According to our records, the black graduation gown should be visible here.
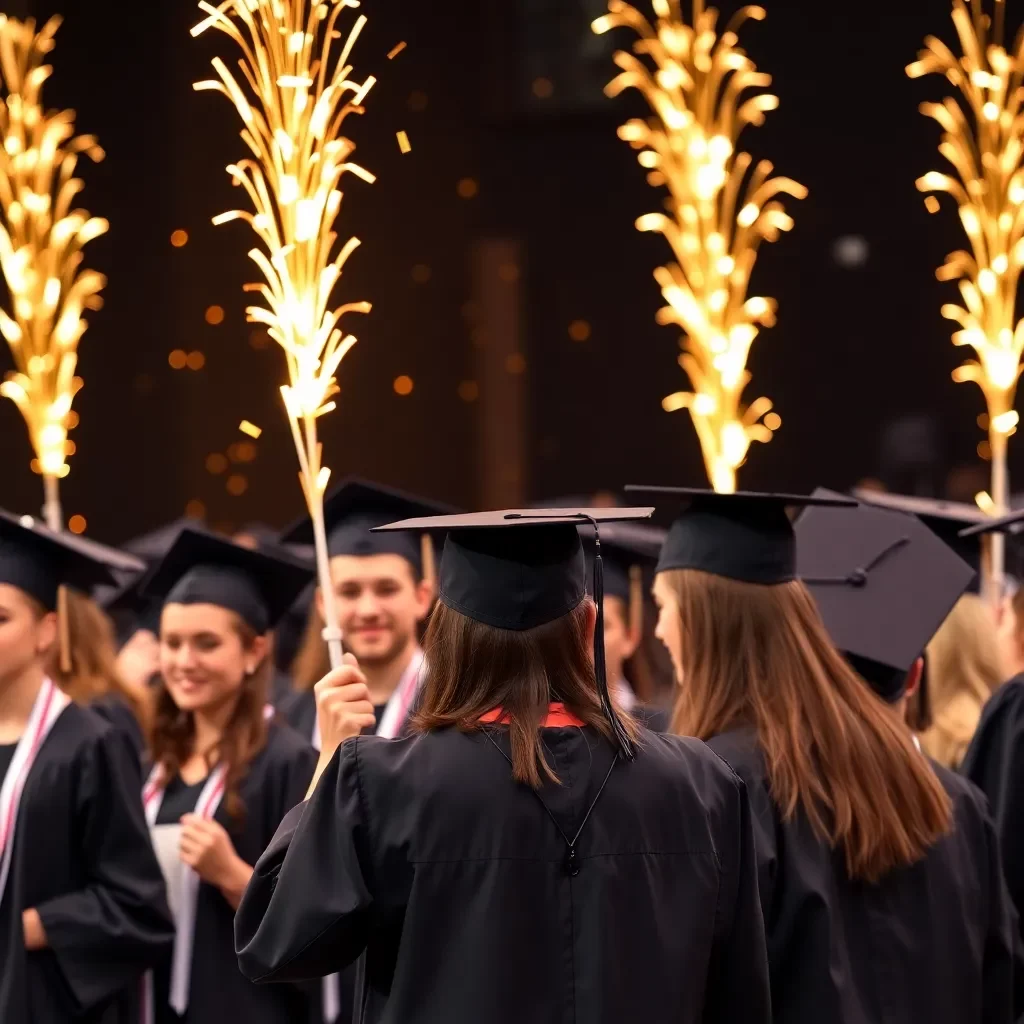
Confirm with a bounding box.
[0,702,174,1024]
[151,719,317,1024]
[709,726,1021,1024]
[962,674,1024,945]
[91,693,146,759]
[236,724,771,1024]
[278,687,316,740]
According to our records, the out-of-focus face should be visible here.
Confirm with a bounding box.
[996,593,1024,679]
[117,629,161,690]
[320,554,432,669]
[652,575,685,685]
[159,604,264,714]
[0,583,54,688]
[602,596,638,686]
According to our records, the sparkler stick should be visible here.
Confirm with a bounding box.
[0,15,107,531]
[908,0,1024,601]
[193,0,378,667]
[594,0,805,492]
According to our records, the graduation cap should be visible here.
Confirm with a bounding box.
[374,507,656,759]
[123,517,204,564]
[959,505,1024,538]
[852,490,990,593]
[279,478,457,581]
[142,527,315,634]
[795,488,975,701]
[583,522,666,638]
[100,573,162,647]
[623,487,856,585]
[0,510,136,611]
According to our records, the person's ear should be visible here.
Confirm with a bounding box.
[414,576,435,619]
[245,634,270,676]
[622,620,641,660]
[35,611,58,656]
[903,657,924,700]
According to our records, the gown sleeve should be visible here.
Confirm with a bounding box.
[703,770,773,1024]
[977,797,1024,1023]
[34,725,174,1013]
[235,737,374,983]
[962,686,1024,929]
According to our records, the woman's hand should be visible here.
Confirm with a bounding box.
[179,814,253,908]
[308,654,375,797]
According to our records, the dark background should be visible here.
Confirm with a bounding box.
[0,0,1013,542]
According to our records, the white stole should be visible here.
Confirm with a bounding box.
[140,704,274,1021]
[0,677,70,907]
[142,763,227,1019]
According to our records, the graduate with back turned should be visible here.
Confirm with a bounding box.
[236,506,770,1024]
[0,511,173,1023]
[637,485,1018,1024]
[962,507,1024,958]
[854,491,1003,767]
[797,492,1023,1021]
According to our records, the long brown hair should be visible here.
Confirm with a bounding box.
[663,568,953,883]
[149,615,271,820]
[50,590,150,731]
[413,600,640,788]
[920,594,1001,769]
[290,601,329,693]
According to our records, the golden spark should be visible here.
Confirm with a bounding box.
[594,0,806,493]
[194,0,380,665]
[0,15,107,526]
[908,0,1024,587]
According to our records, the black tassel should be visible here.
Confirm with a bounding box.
[593,533,636,761]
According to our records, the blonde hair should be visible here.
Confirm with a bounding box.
[663,568,952,883]
[919,593,1001,769]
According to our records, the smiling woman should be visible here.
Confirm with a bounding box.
[140,527,319,1024]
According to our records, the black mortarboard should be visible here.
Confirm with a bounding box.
[796,488,975,700]
[959,506,1024,537]
[0,510,136,611]
[142,527,315,634]
[100,573,162,647]
[375,507,655,759]
[123,517,204,564]
[624,487,856,584]
[584,521,666,602]
[279,478,456,576]
[853,490,990,593]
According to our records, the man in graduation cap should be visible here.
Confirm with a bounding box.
[278,480,454,750]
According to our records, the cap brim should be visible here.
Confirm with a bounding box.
[374,507,655,532]
[960,509,1024,537]
[280,477,459,545]
[625,485,857,509]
